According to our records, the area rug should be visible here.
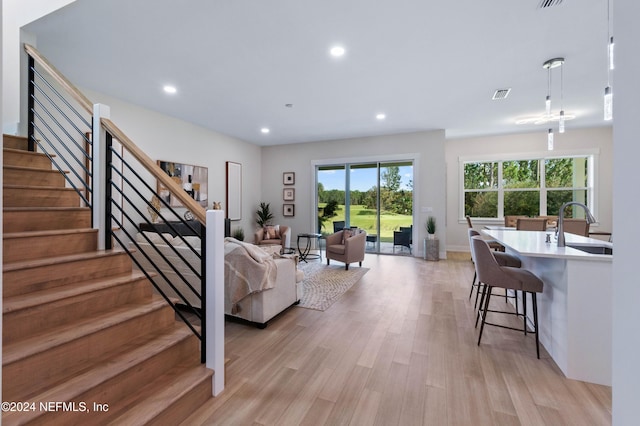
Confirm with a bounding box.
[297,262,369,311]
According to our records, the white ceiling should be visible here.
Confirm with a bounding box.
[24,0,612,146]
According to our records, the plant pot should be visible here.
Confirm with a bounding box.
[423,238,439,261]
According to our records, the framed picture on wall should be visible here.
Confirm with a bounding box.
[283,188,295,201]
[157,160,208,208]
[283,204,295,217]
[283,172,295,185]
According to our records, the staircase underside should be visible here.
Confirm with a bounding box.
[3,135,213,425]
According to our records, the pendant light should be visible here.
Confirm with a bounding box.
[545,66,552,116]
[559,64,565,133]
[604,0,613,121]
[542,58,564,150]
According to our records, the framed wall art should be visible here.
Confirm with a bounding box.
[283,172,295,185]
[283,188,295,201]
[157,160,208,208]
[226,161,242,221]
[283,204,295,217]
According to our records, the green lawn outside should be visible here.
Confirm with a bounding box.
[319,204,413,242]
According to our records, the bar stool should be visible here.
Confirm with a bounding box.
[468,229,521,310]
[471,236,544,358]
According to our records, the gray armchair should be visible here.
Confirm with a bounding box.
[325,229,366,270]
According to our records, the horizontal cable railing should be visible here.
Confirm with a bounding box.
[24,43,209,363]
[27,54,93,209]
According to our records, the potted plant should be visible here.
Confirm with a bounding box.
[426,216,436,239]
[256,202,274,227]
[232,227,245,241]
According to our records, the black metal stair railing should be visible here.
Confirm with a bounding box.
[27,55,93,210]
[105,133,206,362]
[25,45,208,363]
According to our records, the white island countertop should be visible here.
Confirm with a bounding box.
[482,228,612,386]
[483,229,612,261]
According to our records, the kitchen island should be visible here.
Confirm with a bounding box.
[483,229,613,386]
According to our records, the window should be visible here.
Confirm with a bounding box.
[461,154,594,220]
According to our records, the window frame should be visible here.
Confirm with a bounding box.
[459,149,599,223]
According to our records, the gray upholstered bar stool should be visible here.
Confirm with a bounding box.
[471,236,544,358]
[468,229,521,310]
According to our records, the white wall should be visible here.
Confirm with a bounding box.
[261,130,447,258]
[612,0,640,423]
[84,89,262,236]
[2,0,76,133]
[445,126,613,251]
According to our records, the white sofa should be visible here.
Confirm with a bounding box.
[130,233,303,327]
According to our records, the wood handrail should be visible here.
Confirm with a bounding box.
[102,118,206,223]
[24,44,93,115]
[25,43,206,225]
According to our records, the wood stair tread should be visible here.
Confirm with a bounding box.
[3,271,149,314]
[3,184,72,190]
[2,147,54,157]
[3,228,97,240]
[3,249,126,272]
[1,324,197,425]
[3,206,88,212]
[3,297,170,365]
[106,363,213,425]
[2,164,67,173]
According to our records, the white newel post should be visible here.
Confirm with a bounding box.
[91,103,110,250]
[206,210,225,395]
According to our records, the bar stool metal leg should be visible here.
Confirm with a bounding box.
[477,285,493,346]
[533,293,540,359]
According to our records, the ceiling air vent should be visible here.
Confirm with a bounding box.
[492,88,511,100]
[538,0,563,9]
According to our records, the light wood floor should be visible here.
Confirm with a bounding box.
[183,253,612,425]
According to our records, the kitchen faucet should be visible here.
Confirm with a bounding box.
[556,202,597,247]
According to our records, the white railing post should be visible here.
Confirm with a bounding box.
[206,210,225,395]
[92,103,110,249]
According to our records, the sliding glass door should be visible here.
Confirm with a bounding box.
[317,160,413,254]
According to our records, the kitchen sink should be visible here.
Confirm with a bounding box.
[566,243,613,255]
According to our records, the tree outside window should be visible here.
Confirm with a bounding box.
[463,155,591,219]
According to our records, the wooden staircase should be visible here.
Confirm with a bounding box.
[2,135,213,425]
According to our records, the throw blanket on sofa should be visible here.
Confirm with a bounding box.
[224,237,277,313]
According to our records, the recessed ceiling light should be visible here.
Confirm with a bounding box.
[330,46,346,57]
[261,128,270,134]
[376,113,386,120]
[163,85,177,94]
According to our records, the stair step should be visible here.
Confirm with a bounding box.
[3,134,28,150]
[3,271,152,345]
[3,164,67,187]
[3,147,53,169]
[1,324,201,426]
[106,364,212,426]
[3,228,97,263]
[3,250,132,296]
[3,184,80,207]
[3,206,91,232]
[3,298,177,401]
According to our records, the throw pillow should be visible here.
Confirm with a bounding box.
[264,225,278,240]
[342,228,355,244]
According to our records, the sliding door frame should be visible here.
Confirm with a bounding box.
[312,153,420,254]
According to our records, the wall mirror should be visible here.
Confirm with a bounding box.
[226,161,242,220]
